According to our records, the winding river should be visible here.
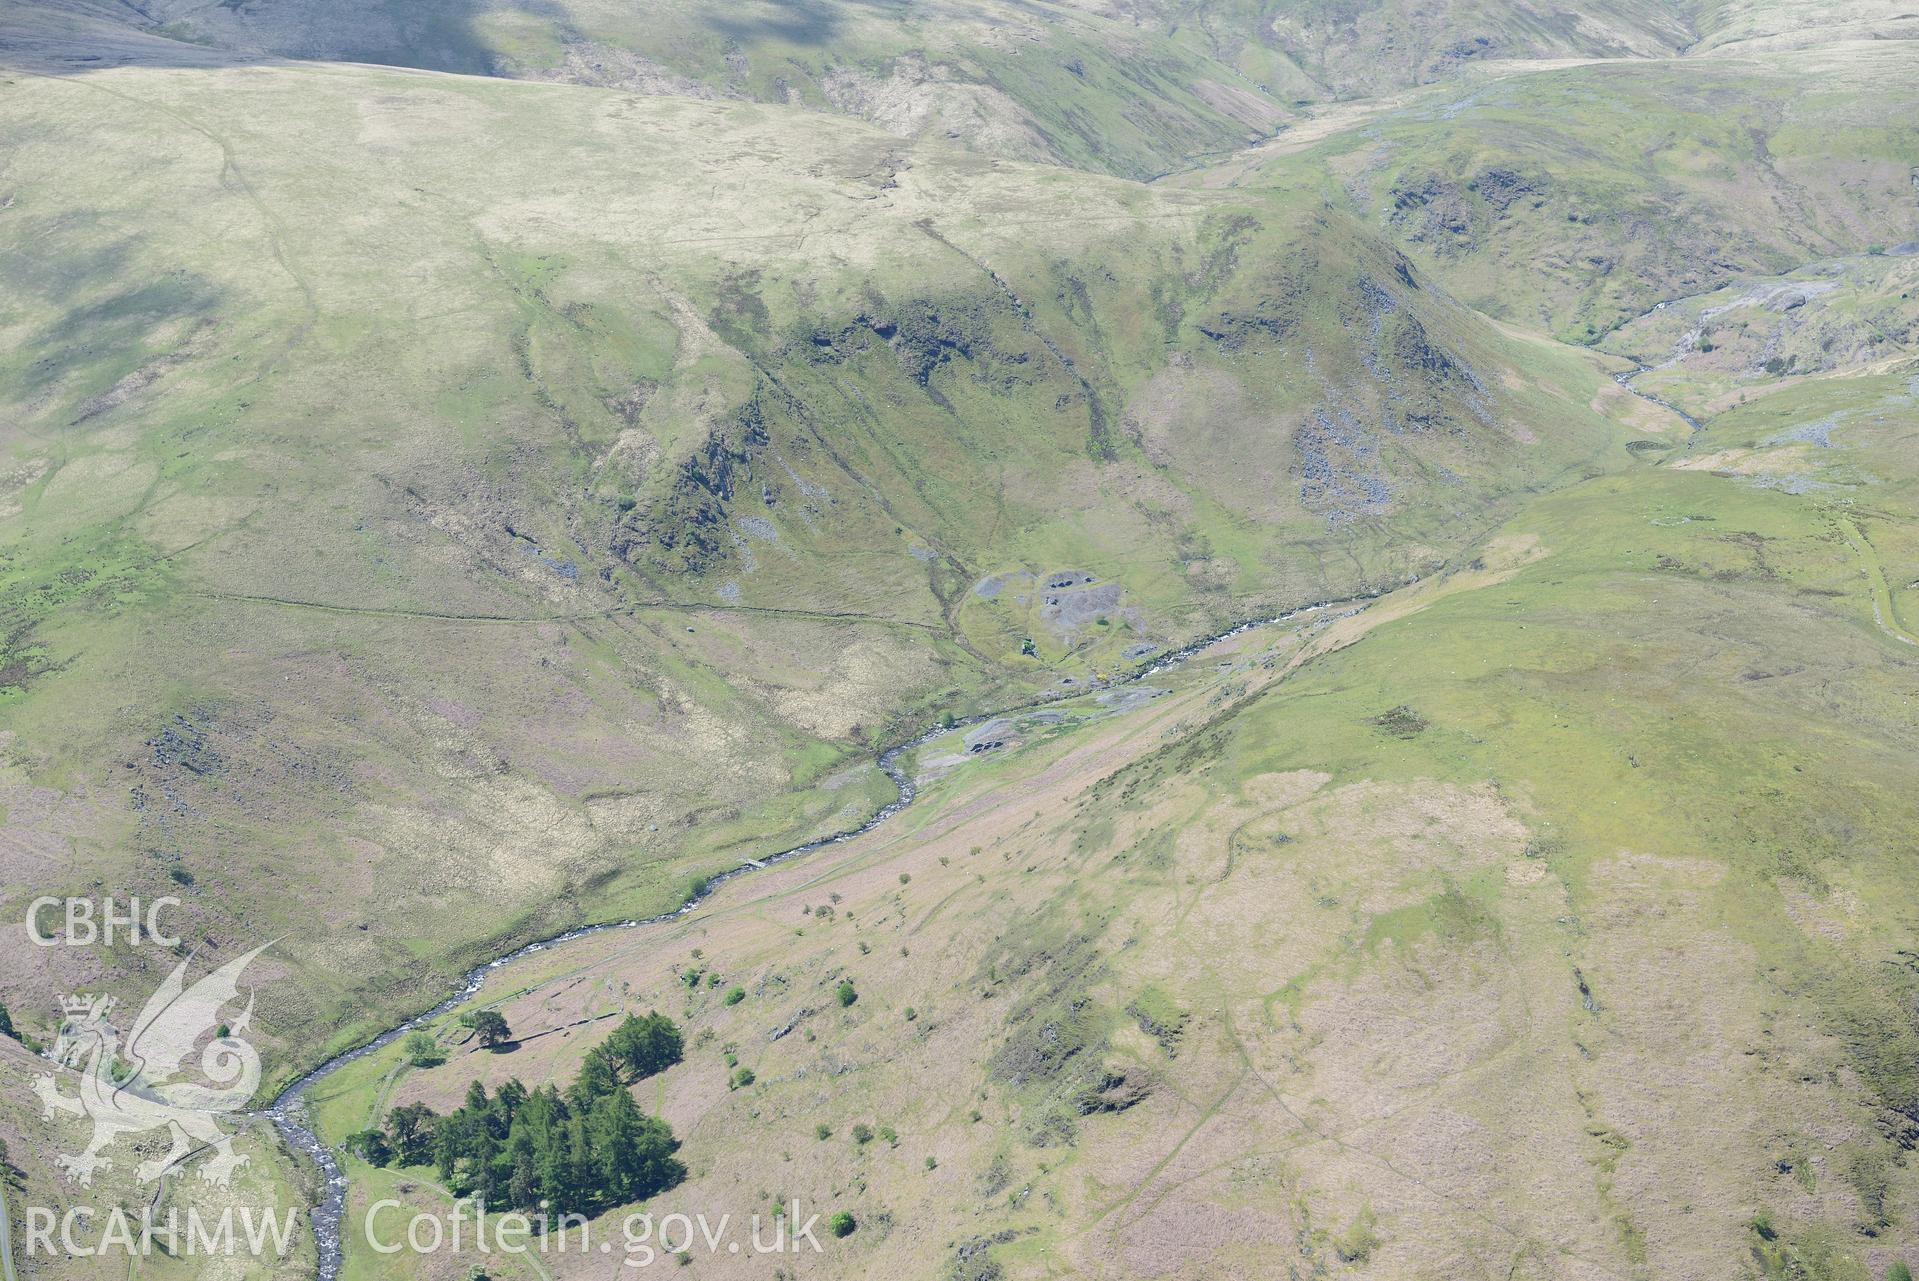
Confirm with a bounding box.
[257,593,1366,1281]
[225,282,1724,1281]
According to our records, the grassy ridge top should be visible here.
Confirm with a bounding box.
[19,0,1918,184]
[11,0,1295,179]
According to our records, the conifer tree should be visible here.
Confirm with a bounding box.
[388,1015,687,1215]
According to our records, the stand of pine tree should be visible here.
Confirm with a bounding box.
[351,1011,687,1215]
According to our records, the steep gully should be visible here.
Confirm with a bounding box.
[1613,361,1703,432]
[1606,296,1706,433]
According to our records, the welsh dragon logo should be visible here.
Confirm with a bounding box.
[34,944,272,1187]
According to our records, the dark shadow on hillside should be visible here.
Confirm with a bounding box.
[7,0,865,78]
[0,3,225,74]
[698,0,1058,49]
[0,228,227,410]
[700,0,852,48]
[5,0,1063,82]
[1,0,522,77]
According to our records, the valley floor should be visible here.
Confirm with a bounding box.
[3,7,1918,1280]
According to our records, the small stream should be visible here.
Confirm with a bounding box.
[1604,301,1704,432]
[259,592,1365,1281]
[229,286,1727,1281]
[1613,361,1704,432]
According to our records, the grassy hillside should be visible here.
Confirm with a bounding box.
[313,356,1919,1278]
[1599,248,1919,418]
[0,46,1634,1078]
[1132,0,1693,96]
[1684,0,1919,53]
[16,2,1919,187]
[6,1,1696,178]
[11,0,1295,179]
[1134,0,1919,96]
[4,7,1918,1280]
[1195,42,1919,341]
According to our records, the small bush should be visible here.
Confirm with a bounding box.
[723,986,746,1006]
[829,1211,856,1238]
[815,1123,832,1141]
[851,1123,874,1146]
[731,1067,756,1089]
[403,1031,445,1068]
[1334,1208,1379,1263]
[837,980,858,1007]
[1370,705,1428,739]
